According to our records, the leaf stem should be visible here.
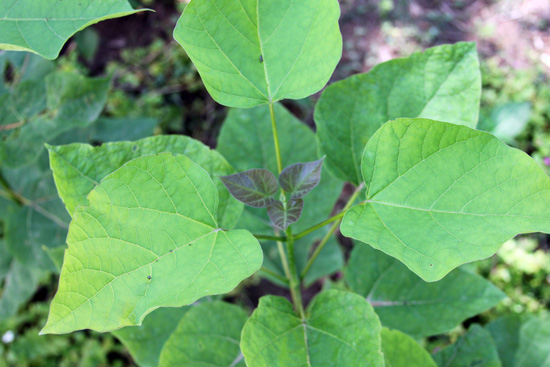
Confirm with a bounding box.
[285,228,306,319]
[268,102,283,175]
[253,233,286,242]
[293,212,345,240]
[300,182,365,280]
[260,267,289,285]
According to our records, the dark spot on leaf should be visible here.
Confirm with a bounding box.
[169,249,173,252]
[147,276,151,280]
[132,145,138,151]
[259,55,263,63]
[429,264,433,267]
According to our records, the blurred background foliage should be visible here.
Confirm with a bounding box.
[1,0,549,365]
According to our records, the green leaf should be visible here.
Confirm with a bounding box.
[341,118,550,281]
[159,302,247,367]
[220,169,278,208]
[0,1,149,60]
[266,199,303,230]
[279,158,324,200]
[217,104,343,284]
[173,0,342,108]
[41,153,263,334]
[381,328,436,367]
[0,257,46,321]
[514,314,550,367]
[346,244,504,337]
[241,290,384,367]
[485,315,523,367]
[113,307,189,367]
[0,72,110,168]
[315,42,481,184]
[47,135,243,229]
[433,325,502,367]
[1,161,70,271]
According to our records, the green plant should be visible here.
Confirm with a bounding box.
[1,0,550,366]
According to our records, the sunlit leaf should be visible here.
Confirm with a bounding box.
[0,1,149,60]
[342,118,550,281]
[381,328,436,367]
[174,0,342,107]
[41,153,262,334]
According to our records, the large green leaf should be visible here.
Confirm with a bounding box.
[173,0,342,108]
[217,104,343,285]
[241,290,384,367]
[41,153,262,334]
[315,42,480,184]
[381,328,436,367]
[346,245,504,337]
[0,0,148,60]
[0,72,110,168]
[159,302,247,367]
[341,118,550,281]
[433,325,502,367]
[47,135,243,229]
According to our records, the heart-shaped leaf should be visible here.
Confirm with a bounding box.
[220,169,278,208]
[315,42,481,184]
[433,325,502,367]
[341,118,550,281]
[241,290,384,367]
[41,153,262,334]
[159,302,247,367]
[381,328,436,367]
[266,199,304,230]
[173,0,342,108]
[279,158,324,200]
[0,1,149,60]
[346,245,504,337]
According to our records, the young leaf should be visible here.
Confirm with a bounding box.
[381,328,437,367]
[220,169,278,208]
[341,118,550,282]
[173,0,342,108]
[112,307,189,367]
[41,153,263,334]
[315,42,481,184]
[159,302,247,367]
[240,290,384,367]
[47,135,243,229]
[433,325,502,367]
[0,1,149,60]
[278,158,324,199]
[266,199,304,231]
[346,245,504,337]
[217,104,343,285]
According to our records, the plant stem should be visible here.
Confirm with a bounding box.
[276,241,292,281]
[260,267,289,285]
[253,233,286,242]
[293,212,345,240]
[286,228,306,319]
[300,182,365,280]
[268,102,283,175]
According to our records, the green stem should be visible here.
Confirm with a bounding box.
[293,212,345,240]
[269,102,283,175]
[300,182,365,280]
[286,228,305,319]
[253,234,286,242]
[276,241,292,281]
[260,267,289,285]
